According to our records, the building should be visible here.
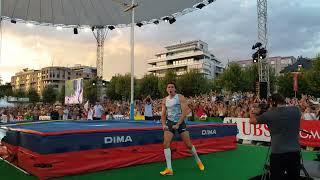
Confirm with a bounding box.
[147,40,224,79]
[11,65,97,95]
[280,56,313,73]
[231,56,297,76]
[11,68,42,94]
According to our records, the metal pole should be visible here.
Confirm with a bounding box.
[129,0,135,120]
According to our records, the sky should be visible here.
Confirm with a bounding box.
[0,0,320,83]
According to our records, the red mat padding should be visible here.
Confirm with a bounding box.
[4,136,236,179]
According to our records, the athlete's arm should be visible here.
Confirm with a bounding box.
[161,98,168,130]
[177,95,188,126]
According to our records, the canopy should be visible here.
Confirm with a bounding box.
[1,0,213,27]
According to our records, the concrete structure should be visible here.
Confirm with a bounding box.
[231,56,297,75]
[11,65,97,95]
[147,40,224,79]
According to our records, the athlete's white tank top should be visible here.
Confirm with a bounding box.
[166,94,182,122]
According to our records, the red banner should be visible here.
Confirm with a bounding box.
[293,73,299,92]
[300,120,320,147]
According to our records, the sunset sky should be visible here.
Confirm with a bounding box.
[1,0,319,83]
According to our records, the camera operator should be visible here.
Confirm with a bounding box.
[249,93,301,180]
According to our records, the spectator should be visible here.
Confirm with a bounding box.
[93,101,104,120]
[144,95,154,121]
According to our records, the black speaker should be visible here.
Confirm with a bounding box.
[259,82,268,99]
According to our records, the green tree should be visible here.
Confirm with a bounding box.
[115,74,131,100]
[304,56,320,97]
[277,72,308,98]
[218,64,245,92]
[0,83,13,98]
[106,74,138,101]
[27,88,40,103]
[14,89,26,98]
[57,85,66,103]
[138,74,160,99]
[176,69,210,97]
[158,70,177,96]
[84,79,97,103]
[241,64,258,92]
[42,85,57,104]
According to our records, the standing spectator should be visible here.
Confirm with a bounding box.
[32,107,40,121]
[144,95,154,121]
[50,107,60,120]
[63,106,69,120]
[93,101,104,120]
[87,105,94,120]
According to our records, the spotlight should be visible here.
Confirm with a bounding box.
[73,28,78,34]
[136,22,143,27]
[56,26,62,31]
[11,19,17,24]
[252,42,262,49]
[26,22,33,27]
[153,20,159,24]
[168,18,176,24]
[108,25,115,30]
[196,3,206,9]
[162,17,170,22]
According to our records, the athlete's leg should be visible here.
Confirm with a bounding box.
[180,131,205,171]
[160,127,174,175]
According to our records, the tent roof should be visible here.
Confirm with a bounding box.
[1,0,213,28]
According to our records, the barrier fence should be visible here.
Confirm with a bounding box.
[223,117,320,147]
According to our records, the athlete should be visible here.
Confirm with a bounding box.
[160,82,204,176]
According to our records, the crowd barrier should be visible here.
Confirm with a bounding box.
[223,117,320,147]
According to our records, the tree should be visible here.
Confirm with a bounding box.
[106,74,138,101]
[115,74,131,100]
[304,56,320,97]
[27,88,40,103]
[277,72,308,98]
[138,74,160,99]
[84,79,97,103]
[57,85,66,103]
[42,85,57,104]
[0,83,13,98]
[217,64,245,92]
[176,69,210,97]
[106,75,121,101]
[241,64,258,92]
[14,89,26,98]
[158,70,177,96]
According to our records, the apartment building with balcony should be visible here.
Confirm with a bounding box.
[11,65,97,95]
[147,40,224,79]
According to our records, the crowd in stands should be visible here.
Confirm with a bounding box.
[1,92,319,123]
